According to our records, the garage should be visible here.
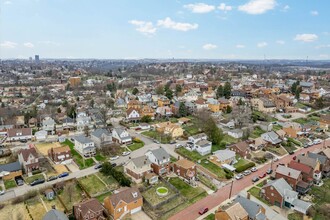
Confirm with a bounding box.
[131,206,142,214]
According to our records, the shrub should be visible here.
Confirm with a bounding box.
[133,137,142,143]
[32,169,42,175]
[235,162,256,173]
[224,168,234,179]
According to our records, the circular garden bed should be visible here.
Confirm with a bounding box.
[156,187,169,197]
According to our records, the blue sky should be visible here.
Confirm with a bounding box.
[0,0,329,59]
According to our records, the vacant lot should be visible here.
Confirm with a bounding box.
[58,183,85,210]
[35,142,62,156]
[0,201,30,220]
[248,187,271,206]
[26,197,47,220]
[169,177,206,201]
[250,127,265,139]
[25,173,45,184]
[141,130,171,144]
[42,196,65,212]
[200,159,227,179]
[176,147,207,162]
[52,164,68,175]
[308,178,330,220]
[266,145,287,156]
[142,182,177,206]
[96,172,119,190]
[79,174,108,196]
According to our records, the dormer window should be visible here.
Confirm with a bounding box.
[132,192,138,198]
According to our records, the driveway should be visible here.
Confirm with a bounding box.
[131,211,152,220]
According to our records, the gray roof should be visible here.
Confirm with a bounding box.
[235,195,264,219]
[291,199,312,212]
[0,161,21,172]
[113,127,126,136]
[191,133,207,140]
[149,147,170,161]
[307,152,327,165]
[131,155,151,167]
[262,131,282,144]
[213,150,236,162]
[256,213,267,220]
[296,155,318,168]
[43,209,69,220]
[196,139,211,148]
[91,128,110,139]
[263,178,293,197]
[276,165,301,179]
[74,135,93,144]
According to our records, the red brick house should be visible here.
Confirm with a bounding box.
[172,159,196,182]
[48,146,72,164]
[229,141,250,159]
[288,161,314,185]
[145,147,171,176]
[18,147,39,174]
[73,198,106,220]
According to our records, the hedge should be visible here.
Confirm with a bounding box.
[288,137,302,146]
[235,162,256,173]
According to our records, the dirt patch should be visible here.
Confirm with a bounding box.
[35,142,62,156]
[26,197,47,220]
[0,202,30,220]
[51,164,68,175]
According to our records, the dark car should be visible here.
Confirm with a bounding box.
[170,140,176,144]
[111,163,117,167]
[47,176,58,182]
[252,176,259,182]
[15,177,24,186]
[19,139,27,143]
[58,172,69,178]
[94,164,102,169]
[266,169,273,174]
[289,151,295,155]
[198,207,209,215]
[30,178,45,186]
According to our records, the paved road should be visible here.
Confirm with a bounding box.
[169,139,330,220]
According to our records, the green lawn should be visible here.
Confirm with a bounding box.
[78,174,108,195]
[96,172,119,190]
[272,124,283,131]
[234,158,250,169]
[200,159,227,179]
[24,173,45,184]
[211,143,226,152]
[141,130,171,144]
[169,177,206,200]
[266,145,287,156]
[127,141,145,151]
[221,134,238,145]
[250,127,265,139]
[248,187,271,205]
[184,125,201,136]
[288,213,303,220]
[293,118,309,125]
[281,141,297,154]
[142,182,177,206]
[176,147,207,162]
[95,191,112,203]
[63,139,94,169]
[204,214,215,220]
[94,152,107,162]
[4,179,16,189]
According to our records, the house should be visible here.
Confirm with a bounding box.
[156,106,173,117]
[209,150,236,166]
[178,117,190,125]
[104,187,143,220]
[261,178,312,214]
[283,126,301,138]
[154,122,183,139]
[261,131,282,145]
[195,98,208,110]
[318,148,330,177]
[251,98,276,113]
[42,117,56,134]
[124,155,153,183]
[74,135,96,157]
[195,140,212,156]
[145,147,171,176]
[249,137,266,151]
[207,98,220,112]
[35,130,48,141]
[275,95,293,111]
[126,108,141,122]
[234,195,267,220]
[127,100,141,109]
[219,98,231,111]
[157,96,170,107]
[219,119,235,129]
[184,90,199,102]
[48,146,72,164]
[138,123,150,130]
[228,129,243,139]
[299,94,310,103]
[73,198,106,220]
[28,117,38,128]
[18,147,40,174]
[188,133,207,144]
[230,141,250,159]
[258,121,273,132]
[320,114,330,131]
[173,159,196,182]
[145,172,159,185]
[43,209,68,220]
[138,94,152,104]
[44,189,55,200]
[76,112,92,132]
[140,105,155,119]
[112,128,132,145]
[7,127,32,141]
[62,117,75,130]
[275,165,310,194]
[296,154,321,174]
[215,203,248,220]
[0,161,22,180]
[288,161,314,185]
[91,128,112,148]
[275,129,286,139]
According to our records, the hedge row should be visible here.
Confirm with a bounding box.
[235,162,256,173]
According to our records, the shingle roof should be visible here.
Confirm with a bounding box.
[296,155,318,168]
[225,202,248,220]
[91,128,110,139]
[263,178,294,197]
[235,195,264,219]
[307,152,327,165]
[108,187,142,207]
[276,165,301,179]
[42,209,69,220]
[74,135,93,144]
[19,148,38,162]
[73,198,104,218]
[213,150,236,162]
[288,161,313,175]
[0,161,21,173]
[175,159,195,169]
[131,155,151,168]
[149,147,170,161]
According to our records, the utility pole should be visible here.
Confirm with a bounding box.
[229,180,234,199]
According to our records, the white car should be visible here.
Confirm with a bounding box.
[235,174,244,180]
[110,156,120,160]
[175,144,182,149]
[243,170,251,176]
[313,139,322,145]
[251,167,258,172]
[273,157,279,162]
[122,151,131,156]
[0,190,5,195]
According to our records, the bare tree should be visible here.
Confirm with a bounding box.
[84,125,90,137]
[64,182,75,203]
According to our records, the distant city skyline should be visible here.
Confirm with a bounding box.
[0,0,329,60]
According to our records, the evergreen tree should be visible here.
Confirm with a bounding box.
[132,87,139,95]
[216,85,224,99]
[175,84,182,95]
[179,102,188,117]
[223,82,232,99]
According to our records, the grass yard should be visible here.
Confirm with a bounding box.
[169,177,206,201]
[35,142,62,156]
[63,139,95,169]
[293,118,309,125]
[211,143,226,152]
[0,201,30,220]
[197,174,217,191]
[26,197,47,220]
[266,145,287,156]
[204,214,215,220]
[95,191,112,203]
[141,130,171,144]
[183,125,201,136]
[250,127,266,139]
[25,173,45,184]
[4,179,16,189]
[58,183,84,210]
[127,141,145,151]
[78,174,108,196]
[248,187,271,206]
[158,196,188,220]
[176,147,207,162]
[288,212,303,220]
[42,196,65,212]
[94,152,107,162]
[234,158,251,169]
[200,159,227,179]
[96,172,119,190]
[282,143,297,154]
[272,124,283,131]
[221,134,238,144]
[142,182,177,206]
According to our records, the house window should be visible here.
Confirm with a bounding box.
[271,193,274,196]
[117,208,122,213]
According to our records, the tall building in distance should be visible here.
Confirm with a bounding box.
[35,55,40,63]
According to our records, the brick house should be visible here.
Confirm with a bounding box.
[18,147,39,174]
[7,127,32,141]
[145,147,171,176]
[104,187,143,220]
[0,161,22,180]
[172,159,197,182]
[230,141,250,159]
[73,198,106,220]
[288,161,314,185]
[48,146,72,164]
[124,155,153,183]
[126,108,141,122]
[215,203,248,220]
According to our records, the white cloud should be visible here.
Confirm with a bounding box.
[310,10,318,16]
[203,43,217,50]
[315,44,330,49]
[282,5,289,12]
[4,1,12,5]
[184,3,215,13]
[257,42,268,48]
[294,34,318,42]
[23,42,34,48]
[276,40,285,45]
[218,3,233,12]
[236,44,245,48]
[0,41,17,49]
[157,17,198,31]
[129,20,156,36]
[238,0,276,15]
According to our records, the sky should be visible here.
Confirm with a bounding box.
[0,0,329,60]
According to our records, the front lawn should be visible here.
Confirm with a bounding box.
[95,191,112,203]
[200,159,227,179]
[272,124,283,131]
[266,145,287,156]
[94,152,107,162]
[176,147,207,162]
[169,177,206,200]
[288,213,303,220]
[221,134,238,145]
[281,141,297,154]
[248,187,271,206]
[141,130,171,144]
[4,179,16,189]
[250,127,265,138]
[211,143,226,152]
[63,139,94,169]
[127,141,145,151]
[25,173,45,184]
[204,214,215,220]
[78,174,108,196]
[234,158,255,172]
[183,125,201,136]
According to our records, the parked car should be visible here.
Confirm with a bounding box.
[313,139,322,145]
[259,173,267,178]
[293,155,297,160]
[30,178,45,186]
[122,151,131,156]
[175,144,182,149]
[235,174,244,180]
[266,169,273,174]
[252,176,259,182]
[289,151,294,155]
[15,177,24,186]
[198,207,209,215]
[47,176,58,182]
[58,172,69,178]
[154,139,160,144]
[135,127,141,131]
[94,163,102,169]
[243,170,251,176]
[170,140,176,144]
[111,163,117,167]
[251,167,258,172]
[110,155,120,160]
[273,157,279,162]
[19,139,27,143]
[0,190,5,195]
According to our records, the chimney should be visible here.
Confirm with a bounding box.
[288,172,291,176]
[247,192,251,200]
[178,155,180,160]
[51,205,56,210]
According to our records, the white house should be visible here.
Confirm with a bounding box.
[91,128,112,148]
[126,108,141,122]
[187,133,211,156]
[76,112,92,132]
[112,128,132,144]
[188,133,208,145]
[261,131,282,145]
[74,135,96,157]
[139,123,150,130]
[35,130,47,141]
[42,117,56,134]
[7,128,32,141]
[227,129,243,139]
[184,91,199,102]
